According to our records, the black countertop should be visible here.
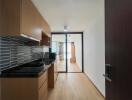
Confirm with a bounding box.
[0,59,54,77]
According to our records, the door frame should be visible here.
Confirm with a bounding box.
[51,32,84,73]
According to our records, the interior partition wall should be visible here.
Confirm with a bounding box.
[51,32,84,73]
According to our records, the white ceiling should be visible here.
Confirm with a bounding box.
[32,0,103,32]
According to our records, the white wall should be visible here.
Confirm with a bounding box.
[84,1,105,96]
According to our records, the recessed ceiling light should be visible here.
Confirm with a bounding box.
[64,25,68,32]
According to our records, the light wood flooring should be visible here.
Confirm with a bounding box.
[68,63,81,72]
[48,73,104,100]
[57,60,66,72]
[57,60,81,72]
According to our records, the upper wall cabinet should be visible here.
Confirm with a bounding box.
[0,0,51,41]
[40,32,51,46]
[41,18,51,37]
[0,0,2,32]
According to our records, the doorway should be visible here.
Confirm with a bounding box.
[51,32,83,73]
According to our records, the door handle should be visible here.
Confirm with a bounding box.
[103,74,112,82]
[105,64,112,82]
[105,64,112,67]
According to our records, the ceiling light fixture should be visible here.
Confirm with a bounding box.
[64,25,68,32]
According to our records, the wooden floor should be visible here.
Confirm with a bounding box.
[48,73,104,100]
[68,63,81,72]
[57,60,81,72]
[57,60,66,72]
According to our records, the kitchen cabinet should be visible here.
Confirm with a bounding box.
[21,0,42,41]
[0,0,2,33]
[38,71,48,100]
[0,0,51,41]
[54,60,58,82]
[48,64,54,88]
[41,32,51,46]
[41,20,51,37]
[0,78,1,100]
[48,60,58,88]
[1,71,48,100]
[0,61,58,100]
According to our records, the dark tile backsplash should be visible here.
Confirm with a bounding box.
[0,36,43,71]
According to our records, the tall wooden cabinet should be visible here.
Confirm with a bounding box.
[0,0,51,41]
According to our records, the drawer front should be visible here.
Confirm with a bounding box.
[38,71,47,88]
[39,81,48,100]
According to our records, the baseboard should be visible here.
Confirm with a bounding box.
[84,72,105,99]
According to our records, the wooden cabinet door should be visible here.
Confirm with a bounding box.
[41,33,50,46]
[0,0,21,35]
[41,17,51,37]
[21,0,42,40]
[48,65,54,88]
[105,0,132,100]
[54,60,58,82]
[0,0,2,34]
[39,81,48,100]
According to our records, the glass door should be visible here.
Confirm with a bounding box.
[51,33,83,73]
[67,34,82,72]
[51,34,67,72]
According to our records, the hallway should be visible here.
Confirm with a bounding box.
[57,60,81,72]
[48,73,104,100]
[32,0,105,99]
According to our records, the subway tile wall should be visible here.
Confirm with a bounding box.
[0,36,43,71]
